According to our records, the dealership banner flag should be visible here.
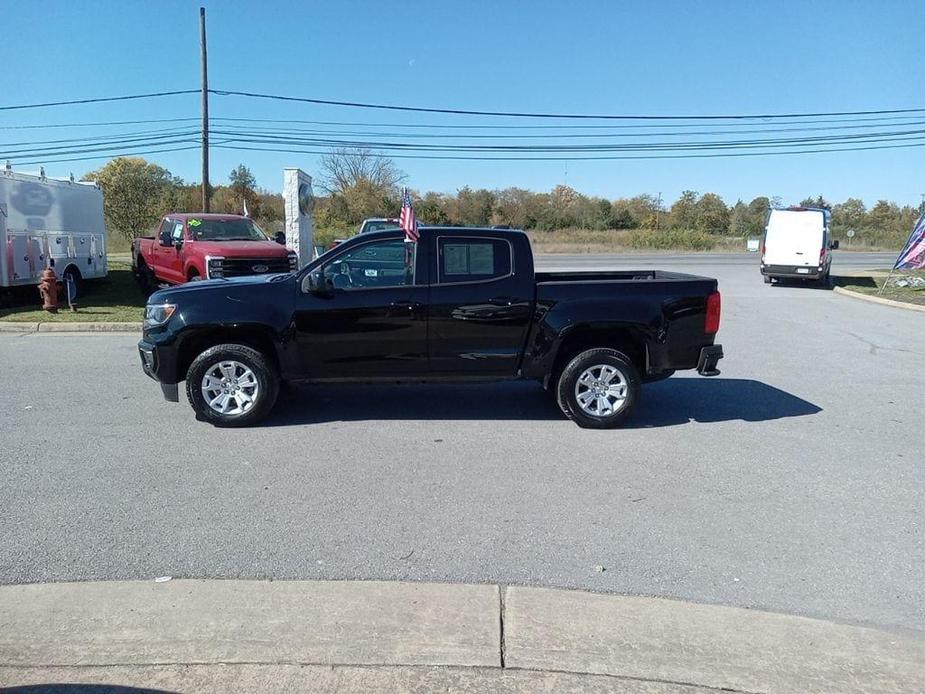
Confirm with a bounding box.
[894,211,925,270]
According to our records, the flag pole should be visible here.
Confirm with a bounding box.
[878,267,896,296]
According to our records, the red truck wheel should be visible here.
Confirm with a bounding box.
[185,344,279,427]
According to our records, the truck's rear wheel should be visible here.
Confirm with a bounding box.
[134,260,157,297]
[556,348,640,429]
[186,344,279,427]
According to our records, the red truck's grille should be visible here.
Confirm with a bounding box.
[218,257,291,277]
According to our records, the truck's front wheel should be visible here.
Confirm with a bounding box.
[556,348,640,429]
[186,344,279,427]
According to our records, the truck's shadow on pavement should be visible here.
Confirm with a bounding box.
[263,378,821,427]
[4,686,175,694]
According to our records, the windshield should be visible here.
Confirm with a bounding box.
[189,218,269,242]
[363,221,398,233]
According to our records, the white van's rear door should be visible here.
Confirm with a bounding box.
[764,209,824,267]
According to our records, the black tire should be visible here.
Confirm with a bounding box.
[188,270,201,282]
[763,275,772,284]
[61,266,83,298]
[556,348,641,429]
[134,260,157,297]
[185,344,279,427]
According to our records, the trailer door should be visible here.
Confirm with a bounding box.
[0,203,7,286]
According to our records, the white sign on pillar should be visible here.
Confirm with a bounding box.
[283,168,314,268]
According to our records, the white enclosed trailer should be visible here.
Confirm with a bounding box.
[0,168,106,292]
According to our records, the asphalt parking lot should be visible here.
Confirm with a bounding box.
[1,251,922,633]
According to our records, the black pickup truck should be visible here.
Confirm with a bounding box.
[138,227,723,428]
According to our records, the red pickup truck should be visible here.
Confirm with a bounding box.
[132,213,297,295]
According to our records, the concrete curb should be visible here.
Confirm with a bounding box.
[1,580,921,694]
[834,286,925,313]
[0,320,142,333]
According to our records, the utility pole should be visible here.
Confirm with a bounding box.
[200,6,210,212]
[656,192,662,231]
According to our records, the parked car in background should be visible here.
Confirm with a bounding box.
[132,213,297,295]
[327,218,401,251]
[138,227,723,429]
[358,218,399,234]
[760,207,838,285]
[0,168,106,301]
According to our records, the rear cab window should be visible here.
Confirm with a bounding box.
[437,237,512,284]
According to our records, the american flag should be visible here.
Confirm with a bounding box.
[895,211,925,270]
[399,187,419,242]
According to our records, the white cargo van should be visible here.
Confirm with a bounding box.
[760,207,838,285]
[0,168,107,299]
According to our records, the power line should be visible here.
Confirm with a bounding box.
[2,137,200,162]
[0,117,200,130]
[205,126,925,153]
[0,127,201,149]
[214,139,925,161]
[208,113,925,129]
[207,119,925,141]
[16,144,201,166]
[0,90,199,112]
[210,88,925,121]
[0,132,200,158]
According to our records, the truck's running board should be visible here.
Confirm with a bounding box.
[697,345,723,377]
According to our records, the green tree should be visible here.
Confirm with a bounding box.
[620,195,660,229]
[82,157,176,241]
[831,198,866,235]
[799,195,831,209]
[454,186,495,226]
[729,200,748,236]
[694,192,730,234]
[669,191,699,230]
[745,196,770,235]
[318,148,406,223]
[229,164,258,216]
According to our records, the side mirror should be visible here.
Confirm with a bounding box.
[830,239,840,250]
[303,269,332,296]
[274,231,286,245]
[173,238,184,251]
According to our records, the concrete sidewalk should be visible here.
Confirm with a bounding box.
[1,580,922,693]
[0,321,141,333]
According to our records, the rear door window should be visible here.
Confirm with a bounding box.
[437,238,512,284]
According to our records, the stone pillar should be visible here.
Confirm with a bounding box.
[283,168,314,268]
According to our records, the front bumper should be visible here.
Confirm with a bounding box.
[761,264,824,279]
[697,344,723,377]
[138,338,180,402]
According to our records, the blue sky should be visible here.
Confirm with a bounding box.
[2,0,924,206]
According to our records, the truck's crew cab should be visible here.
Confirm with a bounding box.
[138,227,723,428]
[132,213,297,294]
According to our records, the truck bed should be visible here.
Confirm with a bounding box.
[535,270,712,284]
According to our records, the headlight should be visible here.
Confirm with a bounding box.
[144,303,177,328]
[288,251,299,272]
[206,255,225,278]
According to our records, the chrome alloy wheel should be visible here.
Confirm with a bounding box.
[574,364,628,417]
[201,360,259,416]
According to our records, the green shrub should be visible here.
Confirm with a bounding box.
[627,229,715,251]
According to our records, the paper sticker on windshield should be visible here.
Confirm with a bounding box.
[188,219,201,227]
[365,269,378,277]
